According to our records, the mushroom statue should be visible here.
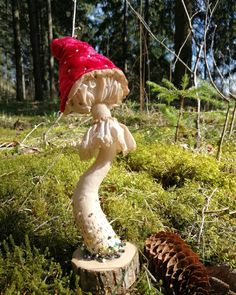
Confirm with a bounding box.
[51,37,139,294]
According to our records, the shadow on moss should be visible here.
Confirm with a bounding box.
[0,207,80,293]
[0,207,32,244]
[0,206,77,270]
[157,163,196,190]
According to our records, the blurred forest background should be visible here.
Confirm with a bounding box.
[0,0,235,110]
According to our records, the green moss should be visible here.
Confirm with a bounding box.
[101,168,165,247]
[0,112,235,293]
[127,142,234,189]
[126,140,236,267]
[0,236,79,294]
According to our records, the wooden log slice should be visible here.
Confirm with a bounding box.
[72,242,139,295]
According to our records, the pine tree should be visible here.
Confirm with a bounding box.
[147,75,222,143]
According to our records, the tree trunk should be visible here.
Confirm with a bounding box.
[216,102,230,161]
[39,1,47,94]
[175,95,184,142]
[139,0,144,112]
[144,0,150,110]
[229,100,236,138]
[0,48,2,97]
[139,0,150,112]
[122,0,128,74]
[174,0,192,88]
[195,98,201,149]
[28,0,43,101]
[193,44,203,149]
[11,0,25,101]
[47,0,55,99]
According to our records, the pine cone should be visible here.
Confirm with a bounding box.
[144,231,210,295]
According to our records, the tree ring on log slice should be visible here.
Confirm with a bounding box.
[72,242,139,294]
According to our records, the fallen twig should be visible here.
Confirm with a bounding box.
[21,122,45,145]
[0,141,19,148]
[0,171,16,178]
[205,207,229,214]
[43,113,63,145]
[197,188,218,245]
[205,207,236,217]
[33,216,59,232]
[143,265,157,283]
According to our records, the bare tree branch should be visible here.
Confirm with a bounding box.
[173,30,192,70]
[181,0,233,103]
[126,0,192,73]
[181,0,193,30]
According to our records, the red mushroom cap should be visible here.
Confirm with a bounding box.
[51,37,120,112]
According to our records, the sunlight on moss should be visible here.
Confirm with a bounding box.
[0,112,235,293]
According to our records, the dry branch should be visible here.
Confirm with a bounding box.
[197,188,218,245]
[126,0,192,73]
[21,122,44,145]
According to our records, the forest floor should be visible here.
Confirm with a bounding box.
[0,105,235,294]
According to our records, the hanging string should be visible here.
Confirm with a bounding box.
[72,0,77,37]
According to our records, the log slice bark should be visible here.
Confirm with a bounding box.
[72,242,139,294]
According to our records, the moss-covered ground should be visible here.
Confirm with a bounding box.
[0,106,235,294]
